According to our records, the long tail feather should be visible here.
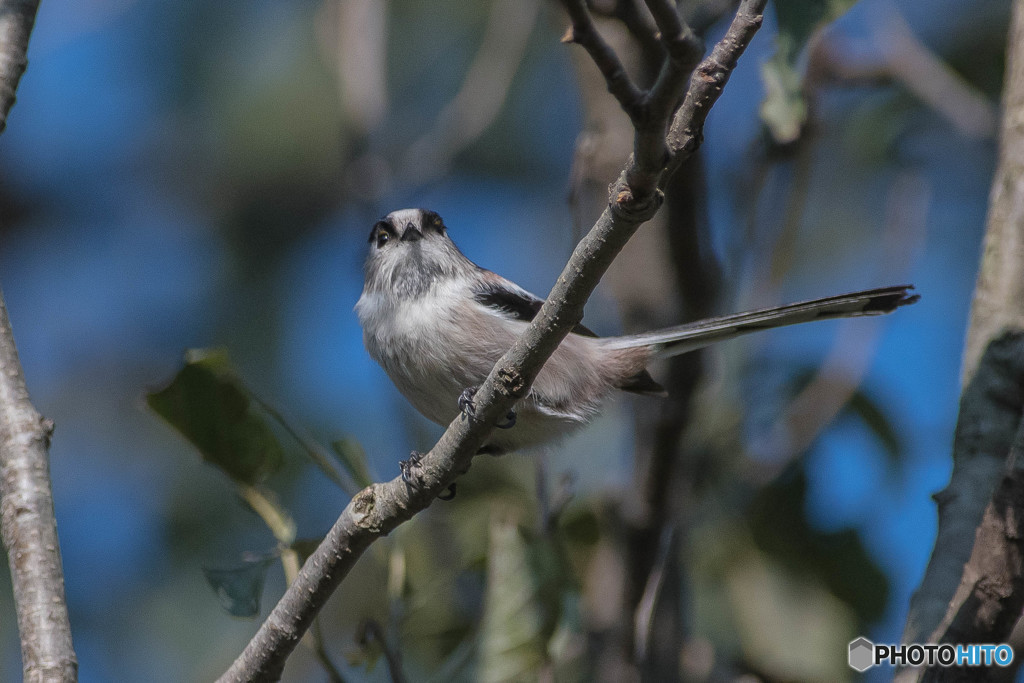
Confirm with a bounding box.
[604,285,919,358]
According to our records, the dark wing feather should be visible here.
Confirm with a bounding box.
[472,275,597,336]
[471,275,665,396]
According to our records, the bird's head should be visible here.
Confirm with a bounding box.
[362,208,473,298]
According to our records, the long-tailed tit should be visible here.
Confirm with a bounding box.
[356,208,918,457]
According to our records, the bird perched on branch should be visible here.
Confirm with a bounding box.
[356,208,919,458]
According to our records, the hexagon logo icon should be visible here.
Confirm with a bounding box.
[849,637,875,672]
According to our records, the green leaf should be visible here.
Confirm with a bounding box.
[147,348,284,485]
[330,437,375,490]
[479,518,563,683]
[760,43,808,145]
[761,0,860,144]
[203,554,276,617]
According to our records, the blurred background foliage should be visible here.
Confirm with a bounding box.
[0,0,1010,680]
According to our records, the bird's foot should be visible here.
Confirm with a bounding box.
[399,451,425,486]
[400,451,457,501]
[460,386,516,429]
[458,387,477,419]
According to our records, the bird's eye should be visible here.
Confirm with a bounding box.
[375,230,390,248]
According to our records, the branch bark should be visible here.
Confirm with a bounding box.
[0,2,79,681]
[0,0,40,133]
[217,1,766,680]
[0,292,78,683]
[901,0,1024,669]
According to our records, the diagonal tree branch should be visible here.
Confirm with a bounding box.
[0,2,79,682]
[217,1,766,680]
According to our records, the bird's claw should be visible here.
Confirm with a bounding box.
[399,451,424,486]
[400,451,457,501]
[458,387,477,419]
[461,387,516,430]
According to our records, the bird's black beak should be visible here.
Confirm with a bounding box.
[401,226,423,242]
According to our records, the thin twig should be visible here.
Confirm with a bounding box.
[633,0,703,186]
[610,1,663,58]
[216,2,766,680]
[563,0,704,200]
[561,0,645,117]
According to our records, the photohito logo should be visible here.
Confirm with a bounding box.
[848,637,1014,672]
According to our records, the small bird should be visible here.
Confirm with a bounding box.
[356,208,918,458]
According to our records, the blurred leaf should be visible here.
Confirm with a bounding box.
[845,390,901,462]
[761,0,860,144]
[726,549,855,680]
[746,467,888,624]
[760,43,808,145]
[330,437,375,490]
[147,348,284,485]
[479,517,564,683]
[203,554,276,618]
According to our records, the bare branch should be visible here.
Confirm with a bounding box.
[665,0,764,170]
[593,0,662,58]
[632,0,703,186]
[0,0,39,134]
[0,2,79,681]
[561,0,645,117]
[0,293,78,683]
[217,2,767,679]
[562,0,705,200]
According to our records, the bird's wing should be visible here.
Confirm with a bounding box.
[470,271,665,396]
[471,270,597,335]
